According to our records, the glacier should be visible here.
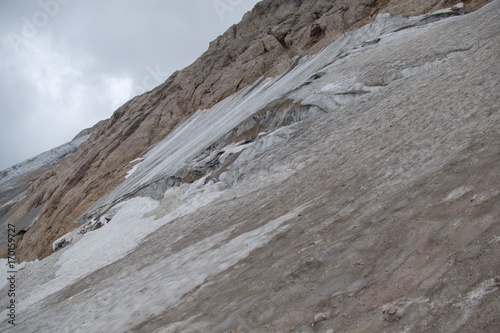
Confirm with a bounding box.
[1,1,499,332]
[82,5,476,220]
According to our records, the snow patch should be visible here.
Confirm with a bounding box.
[13,191,308,332]
[444,186,473,202]
[452,277,500,329]
[489,236,500,244]
[16,179,225,314]
[77,205,306,332]
[125,163,141,179]
[56,197,160,280]
[125,157,145,179]
[129,157,145,164]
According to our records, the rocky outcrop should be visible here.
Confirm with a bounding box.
[4,0,492,262]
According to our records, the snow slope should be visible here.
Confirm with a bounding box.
[1,2,499,332]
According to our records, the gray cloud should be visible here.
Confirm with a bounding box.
[0,0,260,170]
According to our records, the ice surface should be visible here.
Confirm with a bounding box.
[321,83,343,92]
[129,157,145,164]
[70,205,306,332]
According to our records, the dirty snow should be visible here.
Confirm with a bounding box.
[2,2,499,332]
[5,180,308,332]
[444,186,474,202]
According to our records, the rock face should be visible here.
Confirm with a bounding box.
[0,132,90,257]
[1,0,498,332]
[4,0,490,263]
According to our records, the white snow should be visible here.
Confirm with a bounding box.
[56,197,159,278]
[219,141,253,161]
[15,196,159,313]
[125,163,141,179]
[125,158,145,178]
[86,206,302,332]
[129,157,145,164]
[51,227,83,252]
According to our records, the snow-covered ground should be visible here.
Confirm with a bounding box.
[1,173,311,331]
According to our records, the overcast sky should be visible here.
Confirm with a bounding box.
[0,0,260,170]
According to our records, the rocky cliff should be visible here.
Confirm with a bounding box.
[0,0,499,332]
